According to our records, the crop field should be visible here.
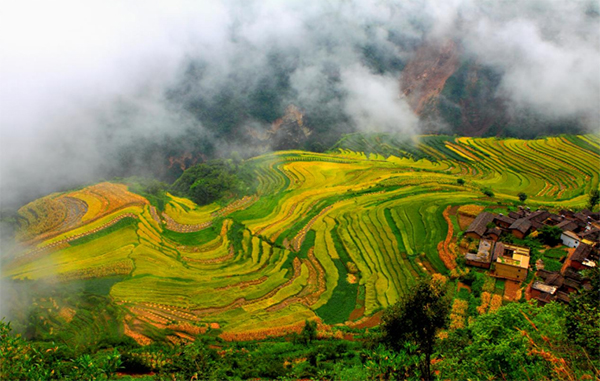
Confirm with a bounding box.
[4,135,599,344]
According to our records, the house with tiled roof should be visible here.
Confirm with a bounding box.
[465,212,495,240]
[509,218,532,239]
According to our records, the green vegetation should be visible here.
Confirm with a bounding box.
[3,134,599,347]
[518,192,528,202]
[588,188,600,211]
[379,276,451,379]
[172,159,258,206]
[2,269,598,380]
[538,225,563,247]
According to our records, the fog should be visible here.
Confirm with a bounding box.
[0,0,598,209]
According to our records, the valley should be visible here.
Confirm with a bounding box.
[3,134,598,346]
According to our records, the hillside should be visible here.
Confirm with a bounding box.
[2,134,599,346]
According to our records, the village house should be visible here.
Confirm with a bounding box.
[463,206,599,302]
[556,219,578,233]
[493,242,530,281]
[493,214,515,229]
[509,218,532,239]
[561,230,581,248]
[465,212,495,240]
[569,243,596,271]
[465,239,495,269]
[530,270,572,304]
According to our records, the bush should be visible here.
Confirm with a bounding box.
[538,225,562,246]
[543,258,563,272]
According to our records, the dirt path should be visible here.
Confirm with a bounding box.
[437,205,456,270]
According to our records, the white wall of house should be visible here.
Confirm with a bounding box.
[561,232,580,248]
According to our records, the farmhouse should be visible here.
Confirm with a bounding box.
[561,230,580,248]
[509,218,532,239]
[493,214,515,229]
[569,243,596,271]
[465,239,496,269]
[465,212,495,240]
[493,242,530,281]
[462,207,599,301]
[556,220,578,232]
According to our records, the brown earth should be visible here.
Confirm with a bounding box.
[401,39,460,115]
[503,280,522,301]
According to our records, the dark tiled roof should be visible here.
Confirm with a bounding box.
[563,277,581,289]
[493,242,505,261]
[510,218,532,234]
[509,211,525,220]
[537,269,554,279]
[538,270,565,287]
[527,210,551,222]
[536,292,553,303]
[559,210,575,219]
[571,243,592,263]
[580,227,600,242]
[556,291,570,303]
[486,227,503,237]
[562,268,582,281]
[494,214,516,225]
[556,220,578,232]
[466,212,495,237]
[574,212,590,223]
[530,221,543,230]
[544,272,564,287]
[548,214,563,222]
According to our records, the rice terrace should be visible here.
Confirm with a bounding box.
[4,134,598,345]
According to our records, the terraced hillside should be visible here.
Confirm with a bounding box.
[3,135,599,344]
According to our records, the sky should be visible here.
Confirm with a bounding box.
[0,0,598,209]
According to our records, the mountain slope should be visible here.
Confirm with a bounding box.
[3,134,599,344]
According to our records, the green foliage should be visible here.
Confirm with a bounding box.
[565,267,600,354]
[543,258,563,272]
[363,344,421,380]
[460,270,485,297]
[124,177,170,211]
[298,320,317,345]
[0,320,122,381]
[538,225,563,246]
[457,178,465,185]
[437,302,598,380]
[172,159,258,206]
[380,277,451,379]
[159,339,221,380]
[518,192,528,202]
[482,188,495,197]
[588,188,600,210]
[543,248,567,259]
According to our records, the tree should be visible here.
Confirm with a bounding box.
[482,188,494,197]
[565,267,600,354]
[457,178,465,185]
[298,319,317,345]
[588,188,600,211]
[538,225,562,246]
[518,192,527,203]
[380,275,451,379]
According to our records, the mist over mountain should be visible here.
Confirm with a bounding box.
[1,0,599,209]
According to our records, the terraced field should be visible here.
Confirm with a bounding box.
[3,135,599,344]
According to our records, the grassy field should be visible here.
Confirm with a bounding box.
[4,134,599,344]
